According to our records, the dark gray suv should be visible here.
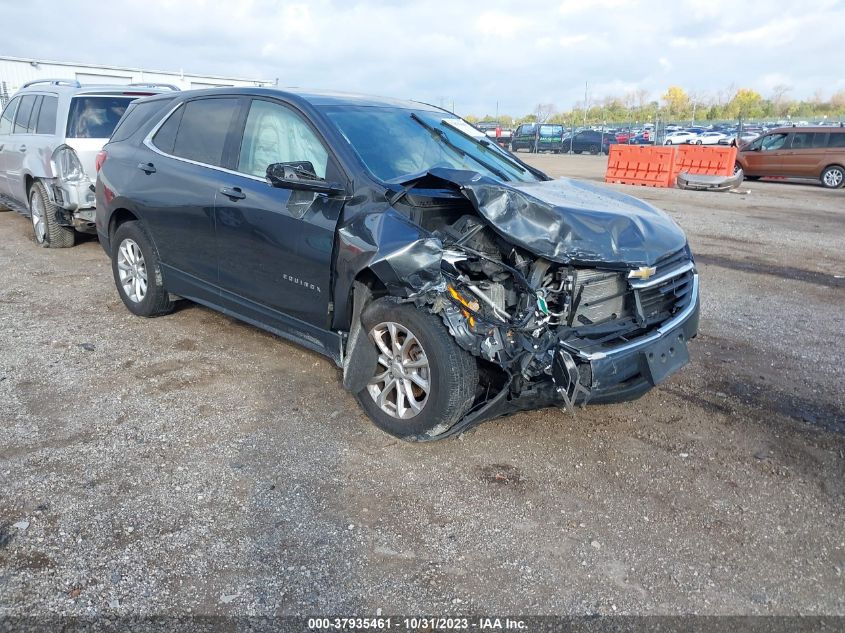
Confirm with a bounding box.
[96,88,699,441]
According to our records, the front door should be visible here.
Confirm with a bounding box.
[214,97,346,329]
[742,132,789,176]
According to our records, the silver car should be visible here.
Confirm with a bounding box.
[0,79,176,247]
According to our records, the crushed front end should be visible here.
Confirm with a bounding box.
[390,170,700,434]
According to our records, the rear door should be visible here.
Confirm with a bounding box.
[0,96,21,197]
[781,131,827,178]
[213,97,347,328]
[4,94,38,205]
[136,96,241,300]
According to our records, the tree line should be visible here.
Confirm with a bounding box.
[464,86,845,127]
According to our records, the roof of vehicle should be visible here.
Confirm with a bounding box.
[159,86,444,111]
[14,79,178,97]
[765,125,845,133]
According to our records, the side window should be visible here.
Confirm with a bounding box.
[761,133,787,151]
[154,98,239,166]
[811,132,828,147]
[0,96,20,135]
[13,95,36,134]
[827,132,845,148]
[790,132,814,149]
[36,96,58,135]
[236,99,328,178]
[152,104,184,154]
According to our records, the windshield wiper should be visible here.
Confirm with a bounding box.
[441,121,527,175]
[409,113,510,182]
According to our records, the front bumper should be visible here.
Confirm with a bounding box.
[562,273,700,404]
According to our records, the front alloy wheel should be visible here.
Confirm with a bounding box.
[367,322,430,419]
[355,299,478,440]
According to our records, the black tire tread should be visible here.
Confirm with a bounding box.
[111,221,175,318]
[821,165,845,189]
[355,299,478,441]
[31,181,74,248]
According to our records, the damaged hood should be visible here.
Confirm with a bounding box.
[426,168,688,267]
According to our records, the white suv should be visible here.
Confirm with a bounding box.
[0,79,176,247]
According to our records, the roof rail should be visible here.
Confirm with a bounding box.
[21,78,82,89]
[126,82,181,91]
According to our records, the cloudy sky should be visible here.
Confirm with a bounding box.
[3,0,844,115]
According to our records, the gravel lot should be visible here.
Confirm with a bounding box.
[1,155,843,618]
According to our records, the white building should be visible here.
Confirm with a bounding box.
[0,54,274,104]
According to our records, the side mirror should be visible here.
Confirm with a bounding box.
[266,162,345,195]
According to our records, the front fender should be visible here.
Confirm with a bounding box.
[332,207,444,330]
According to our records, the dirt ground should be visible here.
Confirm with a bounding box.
[0,154,843,618]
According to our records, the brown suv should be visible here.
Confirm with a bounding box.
[735,126,845,188]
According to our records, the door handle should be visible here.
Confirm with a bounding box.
[219,186,245,200]
[137,162,156,174]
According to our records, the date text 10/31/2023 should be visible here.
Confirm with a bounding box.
[307,616,528,630]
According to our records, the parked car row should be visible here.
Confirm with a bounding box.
[0,81,702,441]
[510,124,613,154]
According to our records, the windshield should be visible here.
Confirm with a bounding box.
[66,96,136,139]
[322,105,540,183]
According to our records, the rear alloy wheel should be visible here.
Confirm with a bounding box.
[821,165,844,189]
[111,221,174,317]
[29,181,74,248]
[356,299,478,441]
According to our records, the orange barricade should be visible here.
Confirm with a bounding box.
[672,145,736,180]
[605,145,677,188]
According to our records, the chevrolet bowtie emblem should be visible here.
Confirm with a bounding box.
[628,266,657,280]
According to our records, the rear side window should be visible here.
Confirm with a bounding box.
[13,95,36,133]
[36,96,58,135]
[66,96,135,138]
[151,105,183,154]
[811,132,829,148]
[790,132,814,149]
[156,98,240,167]
[828,132,845,148]
[0,96,20,135]
[111,98,177,143]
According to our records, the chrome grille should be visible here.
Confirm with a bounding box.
[635,266,695,325]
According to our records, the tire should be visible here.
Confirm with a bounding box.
[573,150,582,154]
[110,221,174,317]
[821,165,844,189]
[589,144,599,154]
[665,140,673,145]
[29,181,74,248]
[355,299,478,441]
